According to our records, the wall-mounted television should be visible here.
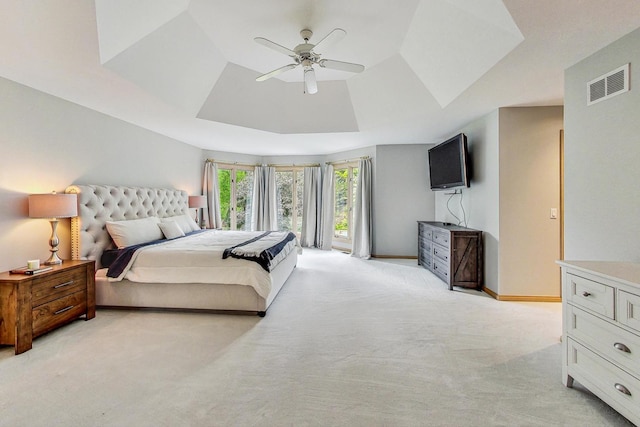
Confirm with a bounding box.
[428,133,470,190]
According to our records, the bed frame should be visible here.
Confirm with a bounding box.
[65,184,297,316]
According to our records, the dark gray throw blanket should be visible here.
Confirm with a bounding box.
[222,231,297,271]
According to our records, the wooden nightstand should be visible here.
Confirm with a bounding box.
[0,260,95,354]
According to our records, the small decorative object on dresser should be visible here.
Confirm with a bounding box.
[417,221,483,290]
[0,260,95,354]
[558,261,640,426]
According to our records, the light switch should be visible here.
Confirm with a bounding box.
[550,208,558,219]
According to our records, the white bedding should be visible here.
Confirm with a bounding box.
[108,230,299,299]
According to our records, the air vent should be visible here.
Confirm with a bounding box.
[587,63,630,105]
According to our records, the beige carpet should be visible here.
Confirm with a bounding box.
[0,249,633,426]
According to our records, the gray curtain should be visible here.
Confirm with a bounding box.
[300,166,322,247]
[351,158,372,258]
[318,163,334,250]
[203,161,222,229]
[251,165,278,231]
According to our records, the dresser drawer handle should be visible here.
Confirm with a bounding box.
[614,342,631,353]
[54,280,74,289]
[614,383,632,396]
[54,305,74,315]
[582,291,591,297]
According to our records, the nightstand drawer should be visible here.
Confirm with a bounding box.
[567,273,615,319]
[32,290,87,337]
[31,268,86,306]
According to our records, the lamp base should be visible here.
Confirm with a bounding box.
[44,218,63,265]
[44,252,63,265]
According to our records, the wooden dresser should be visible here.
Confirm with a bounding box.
[558,261,640,425]
[0,260,95,354]
[417,221,483,290]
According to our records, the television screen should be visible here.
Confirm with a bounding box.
[428,133,470,190]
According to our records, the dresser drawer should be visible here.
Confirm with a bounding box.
[432,259,450,283]
[567,338,640,423]
[419,235,432,252]
[419,253,432,269]
[32,268,86,307]
[619,290,640,333]
[418,224,432,240]
[567,273,615,319]
[432,243,450,264]
[32,290,87,337]
[432,230,450,249]
[568,305,640,375]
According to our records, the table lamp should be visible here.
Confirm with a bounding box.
[188,195,207,228]
[29,192,78,265]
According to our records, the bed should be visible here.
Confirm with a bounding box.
[65,184,298,316]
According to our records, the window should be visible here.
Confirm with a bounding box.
[275,167,304,235]
[218,165,253,231]
[334,163,359,242]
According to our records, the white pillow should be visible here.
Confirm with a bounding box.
[162,214,200,233]
[106,217,163,249]
[158,221,185,240]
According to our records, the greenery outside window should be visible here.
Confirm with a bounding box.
[275,167,304,235]
[334,163,359,243]
[218,165,254,231]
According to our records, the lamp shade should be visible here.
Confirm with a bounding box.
[188,195,207,208]
[29,193,78,218]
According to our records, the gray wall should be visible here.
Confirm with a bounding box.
[0,77,202,272]
[435,112,500,292]
[374,144,434,257]
[564,27,640,261]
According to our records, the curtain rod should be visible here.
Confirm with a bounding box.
[206,159,320,168]
[327,156,370,166]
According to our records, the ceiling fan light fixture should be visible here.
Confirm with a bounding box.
[304,68,317,94]
[254,27,364,95]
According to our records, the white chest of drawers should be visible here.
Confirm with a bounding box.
[558,261,640,425]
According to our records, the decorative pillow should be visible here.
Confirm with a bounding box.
[158,221,185,240]
[162,214,200,233]
[106,216,163,249]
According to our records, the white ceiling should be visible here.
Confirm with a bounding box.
[1,0,640,155]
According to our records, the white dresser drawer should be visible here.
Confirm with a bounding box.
[568,305,640,375]
[567,273,615,319]
[619,290,640,333]
[567,338,640,425]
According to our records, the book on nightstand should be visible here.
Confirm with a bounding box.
[10,266,53,275]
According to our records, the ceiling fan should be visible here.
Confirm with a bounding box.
[254,28,365,94]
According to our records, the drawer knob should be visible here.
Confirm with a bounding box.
[614,383,632,396]
[614,342,631,353]
[582,291,591,297]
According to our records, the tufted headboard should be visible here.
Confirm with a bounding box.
[65,184,189,269]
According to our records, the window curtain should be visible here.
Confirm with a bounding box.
[203,161,222,229]
[300,166,322,247]
[351,158,372,259]
[251,165,278,231]
[318,163,334,250]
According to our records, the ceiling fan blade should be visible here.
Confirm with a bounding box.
[256,63,298,82]
[304,68,318,94]
[254,37,297,57]
[312,28,346,52]
[319,59,365,73]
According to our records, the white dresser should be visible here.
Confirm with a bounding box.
[558,261,640,425]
